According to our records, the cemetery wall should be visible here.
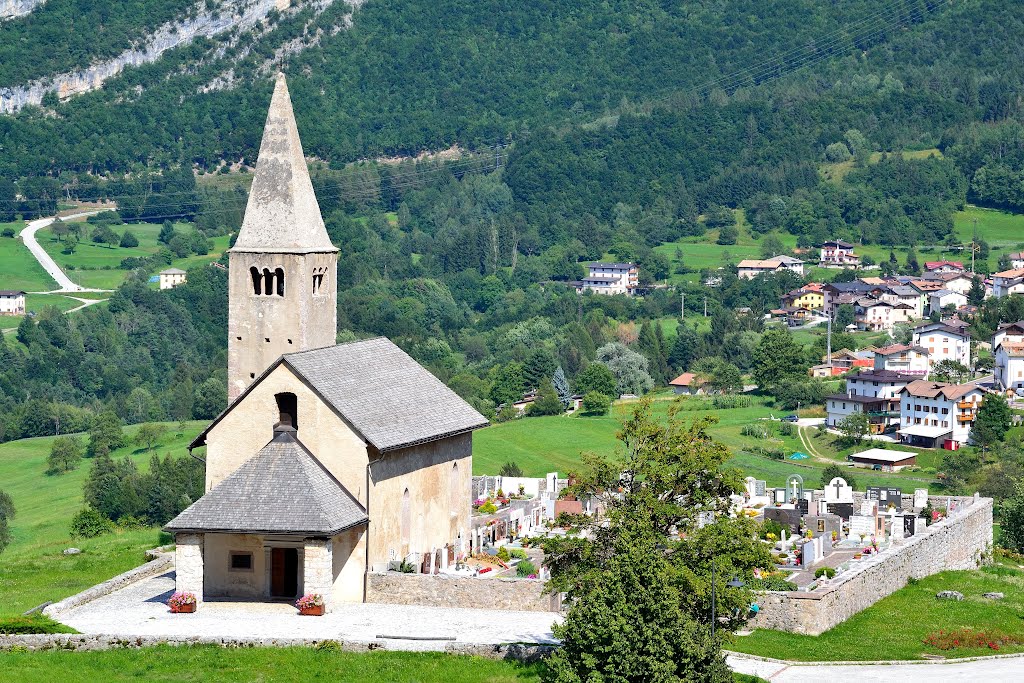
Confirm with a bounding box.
[365,571,561,612]
[751,495,992,635]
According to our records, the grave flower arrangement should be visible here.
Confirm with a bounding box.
[296,593,325,616]
[167,591,197,613]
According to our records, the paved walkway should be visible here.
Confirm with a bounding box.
[728,653,1024,682]
[57,571,560,647]
[19,210,107,292]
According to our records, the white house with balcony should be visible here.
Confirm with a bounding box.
[993,321,1024,391]
[574,262,638,296]
[873,344,930,376]
[819,240,860,267]
[913,320,970,369]
[736,255,805,279]
[854,298,913,331]
[898,380,984,449]
[992,268,1024,298]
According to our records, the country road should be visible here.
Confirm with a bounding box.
[19,210,110,293]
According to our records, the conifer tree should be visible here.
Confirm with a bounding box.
[553,366,572,409]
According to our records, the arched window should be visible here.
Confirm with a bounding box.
[250,267,262,295]
[275,392,298,430]
[275,268,285,296]
[401,488,411,547]
[262,268,274,295]
[312,267,326,295]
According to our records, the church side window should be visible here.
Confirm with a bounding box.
[275,392,298,430]
[401,488,411,547]
[449,462,460,518]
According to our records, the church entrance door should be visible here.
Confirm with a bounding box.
[271,547,299,598]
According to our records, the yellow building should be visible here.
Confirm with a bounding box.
[782,287,824,311]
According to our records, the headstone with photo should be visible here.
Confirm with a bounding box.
[824,477,854,504]
[866,486,902,511]
[903,514,917,538]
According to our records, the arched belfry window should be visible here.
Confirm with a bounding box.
[312,266,327,296]
[250,266,285,296]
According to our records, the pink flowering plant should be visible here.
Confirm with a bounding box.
[296,594,324,610]
[167,591,196,609]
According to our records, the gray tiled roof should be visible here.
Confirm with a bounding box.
[284,338,489,452]
[165,431,367,535]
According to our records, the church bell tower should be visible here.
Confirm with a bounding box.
[227,74,338,402]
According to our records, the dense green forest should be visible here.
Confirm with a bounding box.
[4,0,1024,449]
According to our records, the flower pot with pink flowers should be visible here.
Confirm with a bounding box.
[296,594,325,616]
[168,591,197,613]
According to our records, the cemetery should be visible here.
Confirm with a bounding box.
[738,474,993,635]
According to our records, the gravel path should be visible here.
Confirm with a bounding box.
[57,571,560,647]
[728,653,1024,682]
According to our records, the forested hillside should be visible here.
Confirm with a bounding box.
[4,0,1024,445]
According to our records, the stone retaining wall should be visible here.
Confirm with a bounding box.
[365,572,561,613]
[751,495,993,635]
[0,634,554,661]
[43,551,173,618]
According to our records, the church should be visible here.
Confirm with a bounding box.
[165,75,488,610]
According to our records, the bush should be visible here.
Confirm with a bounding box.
[779,421,796,437]
[762,519,783,540]
[749,574,798,591]
[1,227,14,238]
[119,230,139,248]
[581,391,610,416]
[69,507,114,538]
[477,501,498,514]
[741,423,769,439]
[497,545,510,562]
[510,548,529,560]
[814,567,836,579]
[516,560,537,577]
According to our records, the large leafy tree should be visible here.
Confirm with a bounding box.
[542,400,771,682]
[973,393,1012,448]
[752,326,807,393]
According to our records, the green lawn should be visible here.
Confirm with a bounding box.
[0,227,55,292]
[35,221,229,290]
[730,565,1024,661]
[0,422,207,616]
[0,648,544,683]
[474,396,940,490]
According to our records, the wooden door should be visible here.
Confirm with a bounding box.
[271,548,285,597]
[271,548,299,598]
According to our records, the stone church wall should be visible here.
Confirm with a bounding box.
[750,495,992,635]
[365,571,561,613]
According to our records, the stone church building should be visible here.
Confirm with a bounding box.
[166,75,487,610]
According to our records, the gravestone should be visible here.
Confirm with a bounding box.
[914,488,928,509]
[848,515,874,542]
[804,515,842,544]
[860,499,878,517]
[824,477,853,504]
[903,515,917,538]
[744,477,757,497]
[798,498,810,515]
[866,486,902,511]
[764,507,801,535]
[773,488,788,504]
[786,474,805,503]
[826,502,854,521]
[800,539,817,569]
[755,480,767,497]
[890,515,903,541]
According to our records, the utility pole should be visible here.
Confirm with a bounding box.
[827,314,833,369]
[704,296,708,317]
[972,218,979,274]
[681,292,685,320]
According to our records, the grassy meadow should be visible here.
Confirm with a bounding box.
[0,422,206,616]
[0,225,54,292]
[730,564,1024,661]
[0,294,87,330]
[34,220,229,290]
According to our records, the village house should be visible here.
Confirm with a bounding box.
[818,239,860,267]
[165,75,488,611]
[573,262,638,296]
[898,380,984,449]
[924,260,964,274]
[736,255,805,279]
[991,268,1024,298]
[920,271,975,296]
[822,280,881,318]
[669,372,705,395]
[847,447,918,472]
[0,290,26,316]
[873,344,930,376]
[1010,252,1024,270]
[879,284,924,319]
[928,288,967,316]
[781,284,824,310]
[159,268,187,290]
[825,369,913,433]
[913,320,970,369]
[993,321,1024,392]
[854,297,913,331]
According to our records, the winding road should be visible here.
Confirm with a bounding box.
[18,210,111,293]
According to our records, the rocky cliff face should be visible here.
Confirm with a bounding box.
[0,0,45,20]
[0,0,313,113]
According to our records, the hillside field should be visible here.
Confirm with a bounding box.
[0,294,86,330]
[34,220,230,290]
[0,422,206,616]
[0,226,53,292]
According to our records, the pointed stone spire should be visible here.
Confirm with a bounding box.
[233,74,337,254]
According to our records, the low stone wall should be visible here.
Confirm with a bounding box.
[43,552,174,618]
[366,572,561,613]
[0,634,554,661]
[751,495,993,635]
